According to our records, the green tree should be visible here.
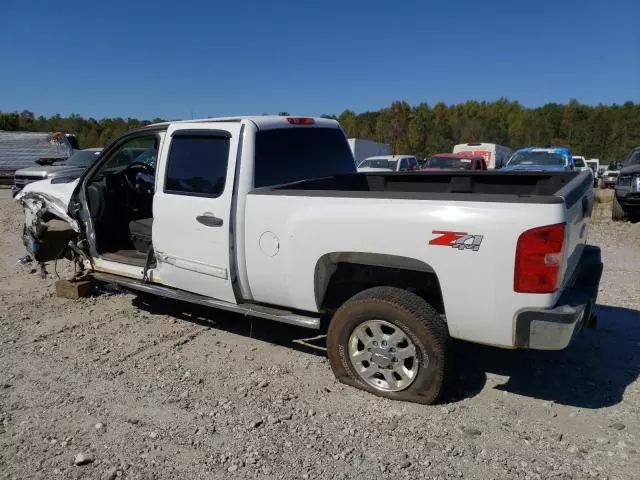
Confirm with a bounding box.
[1,101,638,162]
[376,101,411,154]
[338,110,358,137]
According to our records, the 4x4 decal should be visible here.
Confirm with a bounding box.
[429,230,483,251]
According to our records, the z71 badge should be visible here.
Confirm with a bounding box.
[429,230,483,251]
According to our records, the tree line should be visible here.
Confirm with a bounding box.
[2,99,639,162]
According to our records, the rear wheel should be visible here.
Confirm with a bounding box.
[612,195,626,221]
[327,287,450,404]
[628,209,640,223]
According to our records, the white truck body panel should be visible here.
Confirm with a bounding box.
[243,192,588,347]
[152,122,243,302]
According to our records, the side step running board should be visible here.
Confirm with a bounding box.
[91,272,320,329]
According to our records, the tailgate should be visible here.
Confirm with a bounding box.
[557,172,594,293]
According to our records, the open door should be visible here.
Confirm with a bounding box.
[152,122,242,303]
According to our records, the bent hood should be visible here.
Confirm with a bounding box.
[15,177,79,231]
[15,164,85,178]
[620,164,640,175]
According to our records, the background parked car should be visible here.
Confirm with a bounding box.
[421,153,487,171]
[12,147,102,197]
[573,155,594,183]
[357,155,419,172]
[586,158,600,186]
[501,146,573,172]
[452,142,512,169]
[612,146,640,222]
[599,161,622,188]
[572,155,591,173]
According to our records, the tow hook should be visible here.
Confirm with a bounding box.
[585,313,597,330]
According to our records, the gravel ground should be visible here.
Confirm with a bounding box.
[0,188,638,480]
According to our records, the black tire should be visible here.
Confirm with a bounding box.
[612,195,626,221]
[327,286,450,404]
[628,209,640,223]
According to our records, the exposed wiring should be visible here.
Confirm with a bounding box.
[53,244,68,280]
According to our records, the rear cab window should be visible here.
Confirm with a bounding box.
[253,128,355,188]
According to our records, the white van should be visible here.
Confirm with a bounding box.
[452,143,512,169]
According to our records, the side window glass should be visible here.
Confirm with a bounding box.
[399,159,408,170]
[164,134,230,197]
[100,136,157,171]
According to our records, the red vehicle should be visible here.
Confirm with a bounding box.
[421,153,487,171]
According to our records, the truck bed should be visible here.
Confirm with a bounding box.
[254,171,592,206]
[245,169,595,348]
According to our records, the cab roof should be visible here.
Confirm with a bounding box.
[149,116,340,131]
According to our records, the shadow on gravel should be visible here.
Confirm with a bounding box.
[449,304,640,408]
[131,294,328,357]
[130,294,639,408]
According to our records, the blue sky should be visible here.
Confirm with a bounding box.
[1,0,638,119]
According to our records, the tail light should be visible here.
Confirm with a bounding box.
[514,223,565,293]
[286,117,315,125]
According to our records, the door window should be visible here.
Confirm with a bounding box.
[99,136,158,172]
[164,134,230,197]
[399,158,408,171]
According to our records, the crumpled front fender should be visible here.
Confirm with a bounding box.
[17,191,79,233]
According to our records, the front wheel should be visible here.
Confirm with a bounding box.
[327,287,450,404]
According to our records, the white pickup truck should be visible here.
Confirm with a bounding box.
[16,116,602,404]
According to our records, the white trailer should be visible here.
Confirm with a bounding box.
[453,142,512,169]
[347,138,390,164]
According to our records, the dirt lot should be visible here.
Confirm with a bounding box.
[1,188,639,480]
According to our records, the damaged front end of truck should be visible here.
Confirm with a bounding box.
[15,179,92,275]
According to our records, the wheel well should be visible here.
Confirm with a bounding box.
[315,253,445,315]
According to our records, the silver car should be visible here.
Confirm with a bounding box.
[12,148,102,197]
